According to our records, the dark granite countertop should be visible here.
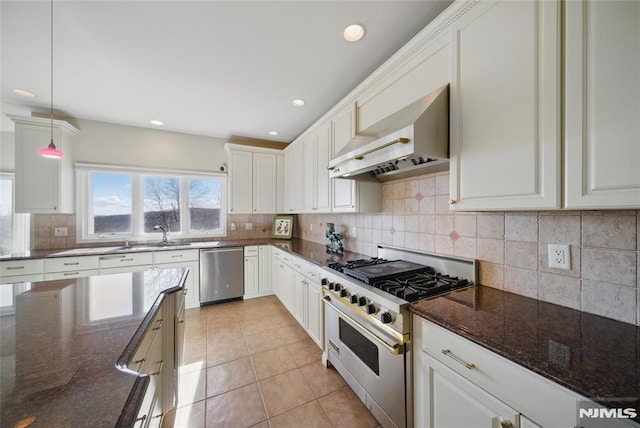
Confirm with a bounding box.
[410,285,640,419]
[0,268,187,427]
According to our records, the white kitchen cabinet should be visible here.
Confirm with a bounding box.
[284,142,304,213]
[0,259,44,283]
[99,252,154,273]
[564,0,640,209]
[331,103,357,157]
[8,115,79,214]
[449,0,561,211]
[258,245,272,295]
[422,352,519,428]
[226,145,282,214]
[415,318,583,428]
[332,179,382,213]
[44,255,100,280]
[153,249,199,309]
[305,278,323,347]
[244,246,259,297]
[303,123,332,213]
[293,271,306,326]
[272,248,294,313]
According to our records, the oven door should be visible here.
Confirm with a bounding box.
[324,295,409,428]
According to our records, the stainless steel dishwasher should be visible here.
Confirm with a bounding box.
[199,247,244,305]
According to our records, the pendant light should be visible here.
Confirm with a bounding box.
[39,0,64,159]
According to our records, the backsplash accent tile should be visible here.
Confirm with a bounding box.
[295,172,640,326]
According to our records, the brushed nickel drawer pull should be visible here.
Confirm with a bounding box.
[171,254,183,258]
[63,262,80,266]
[6,266,25,270]
[133,358,145,365]
[63,271,80,276]
[441,348,475,369]
[152,319,164,330]
[150,360,164,376]
[121,258,134,262]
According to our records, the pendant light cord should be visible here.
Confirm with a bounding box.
[50,0,54,143]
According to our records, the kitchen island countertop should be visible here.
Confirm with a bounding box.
[0,268,187,427]
[410,285,640,420]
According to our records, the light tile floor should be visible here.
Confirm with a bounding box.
[162,296,381,428]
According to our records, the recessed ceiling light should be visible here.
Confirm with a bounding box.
[268,131,279,136]
[343,23,366,42]
[13,88,38,98]
[292,99,306,107]
[150,120,164,126]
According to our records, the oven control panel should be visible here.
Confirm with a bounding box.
[320,272,407,335]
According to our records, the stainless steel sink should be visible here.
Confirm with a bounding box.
[112,242,191,251]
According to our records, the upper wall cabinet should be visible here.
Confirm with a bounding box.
[284,142,304,214]
[330,103,357,157]
[449,0,561,211]
[226,144,283,214]
[9,115,79,213]
[303,123,331,212]
[564,0,640,209]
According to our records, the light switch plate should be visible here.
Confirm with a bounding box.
[245,223,253,231]
[54,227,68,237]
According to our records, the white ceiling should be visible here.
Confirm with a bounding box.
[1,1,452,143]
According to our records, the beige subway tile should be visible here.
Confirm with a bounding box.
[434,215,454,235]
[419,215,435,234]
[504,267,538,299]
[435,195,451,215]
[392,199,405,215]
[454,213,477,237]
[363,215,372,229]
[477,238,504,264]
[392,215,405,232]
[405,215,419,233]
[381,214,392,231]
[539,215,581,245]
[478,261,504,289]
[505,213,538,243]
[392,182,404,199]
[477,213,504,239]
[33,237,51,250]
[34,214,51,227]
[405,198,419,215]
[361,228,372,244]
[382,183,393,200]
[419,176,436,196]
[582,247,636,287]
[435,234,453,255]
[35,225,50,239]
[505,241,538,270]
[582,214,636,250]
[538,272,581,310]
[405,232,419,250]
[419,196,436,214]
[371,229,382,246]
[371,214,381,230]
[50,237,67,249]
[404,179,419,198]
[435,173,449,195]
[392,231,405,247]
[380,230,393,245]
[382,199,393,213]
[454,237,476,259]
[355,215,364,228]
[582,279,637,324]
[418,233,435,253]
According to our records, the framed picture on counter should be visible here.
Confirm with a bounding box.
[272,215,293,239]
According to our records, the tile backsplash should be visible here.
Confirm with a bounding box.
[296,171,640,326]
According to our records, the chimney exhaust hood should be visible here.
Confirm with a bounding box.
[328,85,448,182]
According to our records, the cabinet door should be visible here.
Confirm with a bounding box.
[293,272,306,327]
[306,280,323,347]
[228,150,253,214]
[315,125,332,212]
[156,260,199,309]
[332,179,356,212]
[244,255,259,296]
[303,135,317,212]
[253,152,277,213]
[423,352,519,428]
[284,143,304,213]
[449,0,561,211]
[331,102,356,156]
[564,0,640,209]
[258,246,272,293]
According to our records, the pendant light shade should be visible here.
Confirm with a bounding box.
[39,139,64,158]
[40,0,64,159]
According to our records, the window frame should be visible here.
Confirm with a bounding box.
[0,173,30,255]
[76,164,227,243]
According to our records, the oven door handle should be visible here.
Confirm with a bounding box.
[323,296,405,355]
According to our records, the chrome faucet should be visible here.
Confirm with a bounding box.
[153,225,168,243]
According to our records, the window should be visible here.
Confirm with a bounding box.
[77,165,226,242]
[0,173,30,255]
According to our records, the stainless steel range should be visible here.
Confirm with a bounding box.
[321,245,477,428]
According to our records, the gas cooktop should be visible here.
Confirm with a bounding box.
[326,257,472,302]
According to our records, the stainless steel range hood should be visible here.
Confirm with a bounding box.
[329,85,448,182]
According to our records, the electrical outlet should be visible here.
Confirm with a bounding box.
[309,224,313,232]
[231,223,236,231]
[351,227,357,238]
[54,227,68,237]
[549,339,571,369]
[245,223,253,231]
[548,244,570,269]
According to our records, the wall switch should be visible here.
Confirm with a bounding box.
[231,223,236,231]
[548,244,570,269]
[245,223,253,231]
[54,227,68,237]
[351,227,357,238]
[309,224,313,232]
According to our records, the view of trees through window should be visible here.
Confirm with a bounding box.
[86,169,223,239]
[0,177,13,255]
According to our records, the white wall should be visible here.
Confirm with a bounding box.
[0,131,15,172]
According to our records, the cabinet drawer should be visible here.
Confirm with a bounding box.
[130,313,164,373]
[272,248,290,264]
[244,246,259,257]
[153,249,199,265]
[44,269,99,281]
[133,376,157,428]
[99,252,153,269]
[45,256,100,273]
[422,320,580,426]
[0,259,44,277]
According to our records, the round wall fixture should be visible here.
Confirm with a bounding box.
[343,23,366,42]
